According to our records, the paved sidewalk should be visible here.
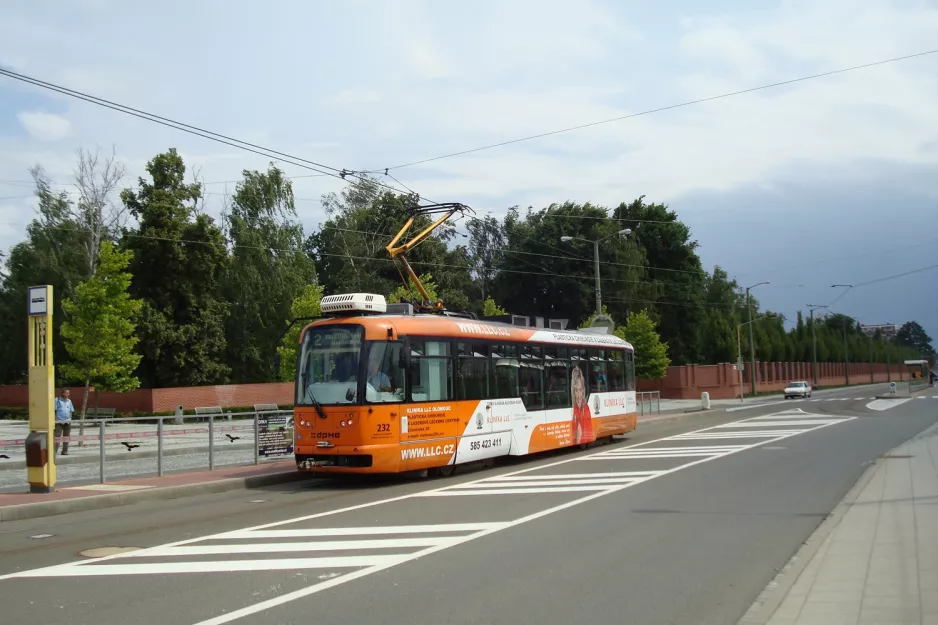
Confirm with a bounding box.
[757,426,938,625]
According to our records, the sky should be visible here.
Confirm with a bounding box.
[1,0,936,345]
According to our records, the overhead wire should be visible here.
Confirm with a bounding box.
[377,49,938,171]
[0,67,417,200]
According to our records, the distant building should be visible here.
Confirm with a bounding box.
[860,324,898,340]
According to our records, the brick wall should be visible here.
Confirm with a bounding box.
[638,361,910,400]
[0,382,294,414]
[0,361,914,412]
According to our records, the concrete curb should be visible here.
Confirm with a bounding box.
[735,419,938,625]
[736,454,879,625]
[0,468,307,523]
[0,442,254,471]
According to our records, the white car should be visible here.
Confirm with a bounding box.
[784,380,812,399]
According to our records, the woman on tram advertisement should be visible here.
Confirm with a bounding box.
[571,366,595,445]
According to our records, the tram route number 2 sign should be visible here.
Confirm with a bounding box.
[257,412,295,458]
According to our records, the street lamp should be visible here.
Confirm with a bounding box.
[560,228,632,317]
[736,313,771,400]
[745,281,770,395]
[830,285,854,384]
[807,304,830,387]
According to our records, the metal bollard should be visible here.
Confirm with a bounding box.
[99,420,106,484]
[208,414,215,471]
[157,418,164,477]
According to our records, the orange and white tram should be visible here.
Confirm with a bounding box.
[292,293,638,476]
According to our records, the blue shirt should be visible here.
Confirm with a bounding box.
[54,397,74,423]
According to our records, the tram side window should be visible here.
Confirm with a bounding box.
[589,349,609,393]
[544,346,570,408]
[365,341,404,403]
[490,344,519,399]
[607,350,626,391]
[409,340,453,402]
[625,350,636,391]
[457,342,489,400]
[519,346,544,410]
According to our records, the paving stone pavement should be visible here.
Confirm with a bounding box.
[764,426,938,625]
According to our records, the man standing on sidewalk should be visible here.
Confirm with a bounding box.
[54,389,74,456]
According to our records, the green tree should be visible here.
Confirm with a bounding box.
[59,242,142,431]
[613,196,705,365]
[121,149,231,387]
[223,165,317,383]
[482,297,507,316]
[492,201,648,326]
[466,214,505,302]
[896,321,936,363]
[277,283,324,382]
[308,177,475,312]
[616,310,670,379]
[0,174,87,383]
[388,272,439,304]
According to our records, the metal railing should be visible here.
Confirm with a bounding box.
[636,391,661,416]
[0,408,295,487]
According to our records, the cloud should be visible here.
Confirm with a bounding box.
[17,111,72,142]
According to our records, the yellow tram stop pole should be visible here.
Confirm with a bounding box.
[26,285,56,493]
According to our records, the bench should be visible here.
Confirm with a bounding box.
[194,405,230,421]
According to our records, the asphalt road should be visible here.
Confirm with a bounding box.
[0,384,935,625]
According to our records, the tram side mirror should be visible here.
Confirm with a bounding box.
[346,387,356,402]
[400,337,411,369]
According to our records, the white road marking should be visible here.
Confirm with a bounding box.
[865,398,912,411]
[420,486,613,496]
[0,409,856,625]
[132,537,456,557]
[12,556,407,577]
[667,430,805,439]
[487,471,660,481]
[714,420,844,428]
[726,401,790,412]
[457,477,648,487]
[217,523,507,540]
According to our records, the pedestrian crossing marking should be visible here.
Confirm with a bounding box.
[2,408,857,594]
[5,522,507,578]
[217,523,507,540]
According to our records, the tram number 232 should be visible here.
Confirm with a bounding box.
[469,437,503,451]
